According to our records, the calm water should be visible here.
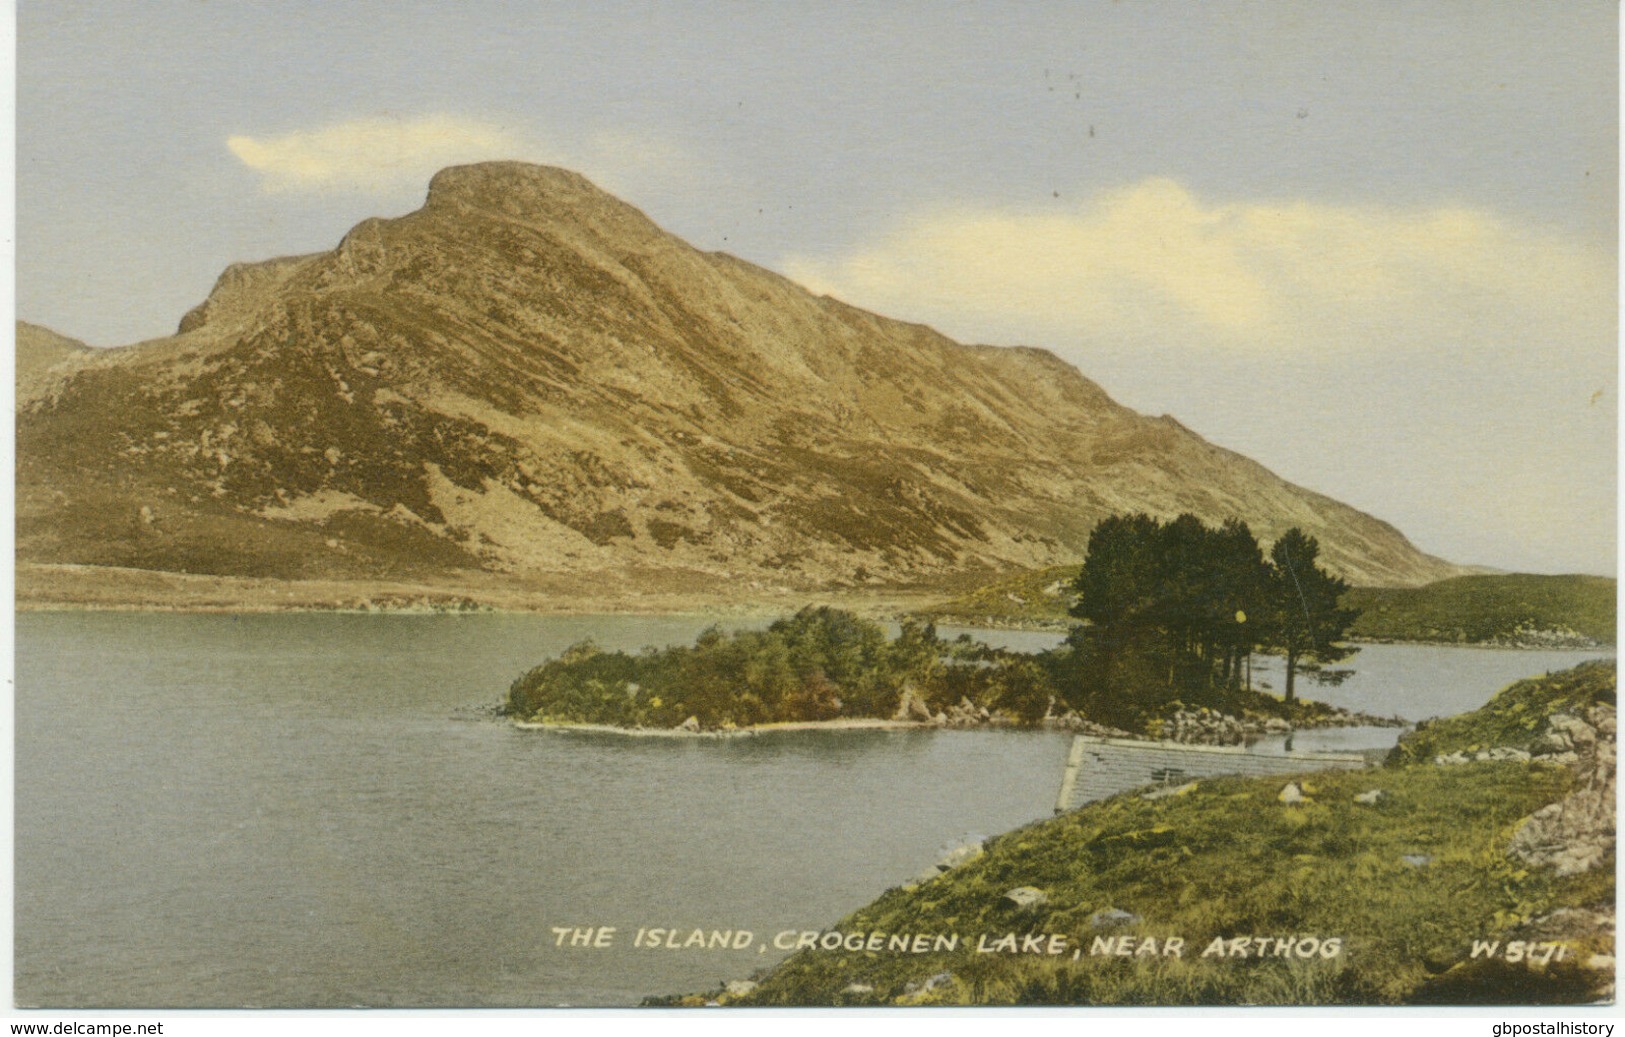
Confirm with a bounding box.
[13,612,1610,1007]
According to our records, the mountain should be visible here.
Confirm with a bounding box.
[16,162,1466,604]
[16,321,94,402]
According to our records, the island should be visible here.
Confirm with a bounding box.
[505,604,1388,740]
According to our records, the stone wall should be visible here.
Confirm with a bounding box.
[1055,735,1369,813]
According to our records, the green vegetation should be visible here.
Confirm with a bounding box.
[1068,514,1355,721]
[505,607,1061,729]
[922,564,1082,628]
[684,663,1613,1006]
[1346,574,1616,647]
[1388,660,1615,766]
[505,599,1355,733]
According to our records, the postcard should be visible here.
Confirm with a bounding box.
[11,0,1617,1023]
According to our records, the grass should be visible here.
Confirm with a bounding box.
[917,564,1079,627]
[1344,574,1616,647]
[686,662,1614,1007]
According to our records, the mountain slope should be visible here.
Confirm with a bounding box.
[16,321,94,402]
[16,163,1465,597]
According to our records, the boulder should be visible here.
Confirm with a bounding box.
[1353,789,1386,805]
[1002,886,1049,909]
[1400,854,1432,868]
[1508,764,1615,877]
[937,841,984,871]
[1277,782,1305,804]
[1549,713,1598,750]
[679,715,701,733]
[1088,908,1141,929]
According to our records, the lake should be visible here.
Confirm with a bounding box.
[13,612,1610,1007]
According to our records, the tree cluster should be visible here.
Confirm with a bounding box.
[506,605,1063,730]
[1068,513,1357,724]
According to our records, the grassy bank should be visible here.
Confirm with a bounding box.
[1344,574,1615,647]
[921,570,1617,648]
[675,662,1614,1006]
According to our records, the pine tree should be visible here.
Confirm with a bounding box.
[1267,528,1359,702]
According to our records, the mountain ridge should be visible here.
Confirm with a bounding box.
[16,162,1466,602]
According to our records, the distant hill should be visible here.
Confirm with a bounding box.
[1345,574,1616,647]
[17,162,1465,602]
[924,569,1616,647]
[15,320,93,402]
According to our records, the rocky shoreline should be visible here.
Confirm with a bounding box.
[512,698,1397,746]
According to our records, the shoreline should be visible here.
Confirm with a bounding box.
[17,564,1616,652]
[512,717,935,738]
[11,562,948,622]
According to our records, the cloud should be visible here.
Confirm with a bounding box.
[782,178,1614,359]
[227,115,703,203]
[786,180,1616,574]
[228,114,526,194]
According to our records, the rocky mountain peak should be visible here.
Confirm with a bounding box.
[422,161,667,243]
[15,166,1470,598]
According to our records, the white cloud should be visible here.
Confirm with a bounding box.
[783,178,1615,360]
[227,115,703,203]
[785,180,1616,574]
[228,115,526,194]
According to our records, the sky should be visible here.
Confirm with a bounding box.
[14,1,1619,576]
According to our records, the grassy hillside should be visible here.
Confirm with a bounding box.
[1345,574,1615,647]
[680,662,1614,1006]
[918,564,1080,628]
[922,570,1616,647]
[1389,660,1615,766]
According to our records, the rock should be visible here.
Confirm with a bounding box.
[1400,854,1432,868]
[1002,886,1048,909]
[679,715,701,733]
[1549,713,1598,750]
[724,980,757,997]
[936,842,984,871]
[1277,782,1305,804]
[1588,704,1616,740]
[1509,753,1615,876]
[841,983,875,995]
[1533,731,1573,755]
[1434,752,1470,766]
[1481,747,1531,762]
[904,971,953,995]
[893,687,929,721]
[1354,789,1386,805]
[1089,908,1141,929]
[1263,717,1292,733]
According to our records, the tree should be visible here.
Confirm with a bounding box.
[1267,528,1359,702]
[1069,512,1275,718]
